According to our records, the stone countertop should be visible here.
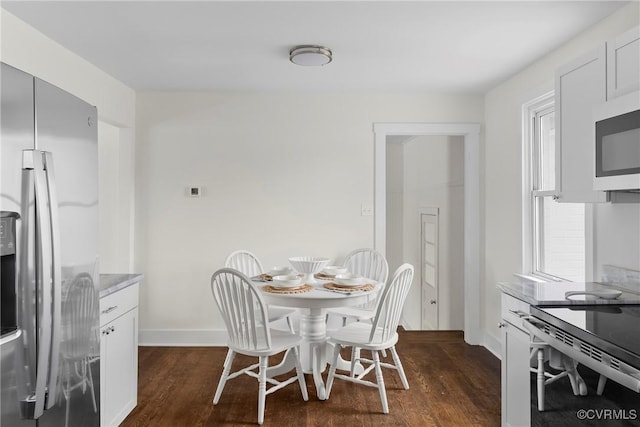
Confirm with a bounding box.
[99,273,143,298]
[498,280,640,306]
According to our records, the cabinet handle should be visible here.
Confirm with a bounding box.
[102,305,118,315]
[430,300,436,304]
[498,322,507,328]
[508,309,528,318]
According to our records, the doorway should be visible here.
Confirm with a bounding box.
[373,123,481,345]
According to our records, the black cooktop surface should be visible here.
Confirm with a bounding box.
[532,305,640,369]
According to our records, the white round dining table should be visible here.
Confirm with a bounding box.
[258,279,381,400]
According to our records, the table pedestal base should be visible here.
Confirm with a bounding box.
[266,308,363,400]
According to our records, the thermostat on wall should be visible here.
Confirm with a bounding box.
[189,186,202,197]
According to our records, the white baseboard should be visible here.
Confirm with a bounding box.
[138,327,505,360]
[139,329,227,346]
[483,331,502,360]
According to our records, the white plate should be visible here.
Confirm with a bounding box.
[322,265,348,276]
[565,290,622,300]
[268,266,293,276]
[334,273,366,287]
[271,274,302,288]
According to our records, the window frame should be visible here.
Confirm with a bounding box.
[522,92,576,282]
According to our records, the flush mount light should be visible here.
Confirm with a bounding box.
[289,45,332,66]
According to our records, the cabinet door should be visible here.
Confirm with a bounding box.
[555,45,609,203]
[501,321,531,427]
[607,26,640,99]
[100,308,138,427]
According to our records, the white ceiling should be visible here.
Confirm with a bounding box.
[2,1,629,93]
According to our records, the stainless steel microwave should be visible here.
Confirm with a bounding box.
[593,91,640,191]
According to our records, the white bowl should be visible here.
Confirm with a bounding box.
[335,273,366,287]
[288,256,331,274]
[271,274,302,288]
[268,266,293,276]
[322,265,348,276]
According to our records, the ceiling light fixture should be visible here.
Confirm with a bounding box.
[289,45,332,66]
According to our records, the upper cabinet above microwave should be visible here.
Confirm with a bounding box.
[554,25,639,203]
[607,26,640,100]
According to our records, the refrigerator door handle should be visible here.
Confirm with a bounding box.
[24,150,54,419]
[43,151,61,409]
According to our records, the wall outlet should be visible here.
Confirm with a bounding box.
[361,204,373,216]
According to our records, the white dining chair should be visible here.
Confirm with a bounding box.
[325,263,414,414]
[210,268,308,425]
[326,248,389,326]
[530,342,587,411]
[60,272,98,427]
[225,250,296,333]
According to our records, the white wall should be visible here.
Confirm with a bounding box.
[386,142,404,279]
[401,136,465,331]
[593,203,640,281]
[387,136,465,330]
[483,3,639,355]
[135,92,483,344]
[1,9,137,274]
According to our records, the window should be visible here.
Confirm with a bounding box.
[524,93,585,282]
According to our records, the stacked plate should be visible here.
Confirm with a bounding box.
[334,273,366,287]
[267,266,293,276]
[320,265,348,277]
[271,274,302,289]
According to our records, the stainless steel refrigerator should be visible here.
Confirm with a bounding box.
[1,63,100,427]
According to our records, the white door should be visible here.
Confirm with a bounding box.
[421,209,438,330]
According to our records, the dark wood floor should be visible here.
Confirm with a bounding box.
[121,331,501,426]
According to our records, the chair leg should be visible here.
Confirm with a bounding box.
[597,374,608,396]
[372,351,389,414]
[213,350,236,405]
[293,346,308,401]
[536,348,545,411]
[258,356,268,425]
[349,347,357,377]
[64,371,71,427]
[562,355,587,396]
[85,358,97,412]
[325,344,342,399]
[389,346,409,390]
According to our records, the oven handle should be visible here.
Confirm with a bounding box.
[522,317,640,393]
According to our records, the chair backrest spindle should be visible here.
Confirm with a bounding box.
[225,250,264,277]
[369,264,414,344]
[343,248,389,283]
[211,268,271,351]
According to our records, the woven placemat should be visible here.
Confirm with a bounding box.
[324,282,374,292]
[259,273,273,281]
[314,273,335,280]
[262,284,314,294]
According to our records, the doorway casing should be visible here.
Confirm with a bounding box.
[373,123,481,345]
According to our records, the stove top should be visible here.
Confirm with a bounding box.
[531,305,640,369]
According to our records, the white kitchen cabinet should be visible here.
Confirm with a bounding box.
[607,26,640,99]
[100,282,139,427]
[501,293,531,427]
[554,45,609,203]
